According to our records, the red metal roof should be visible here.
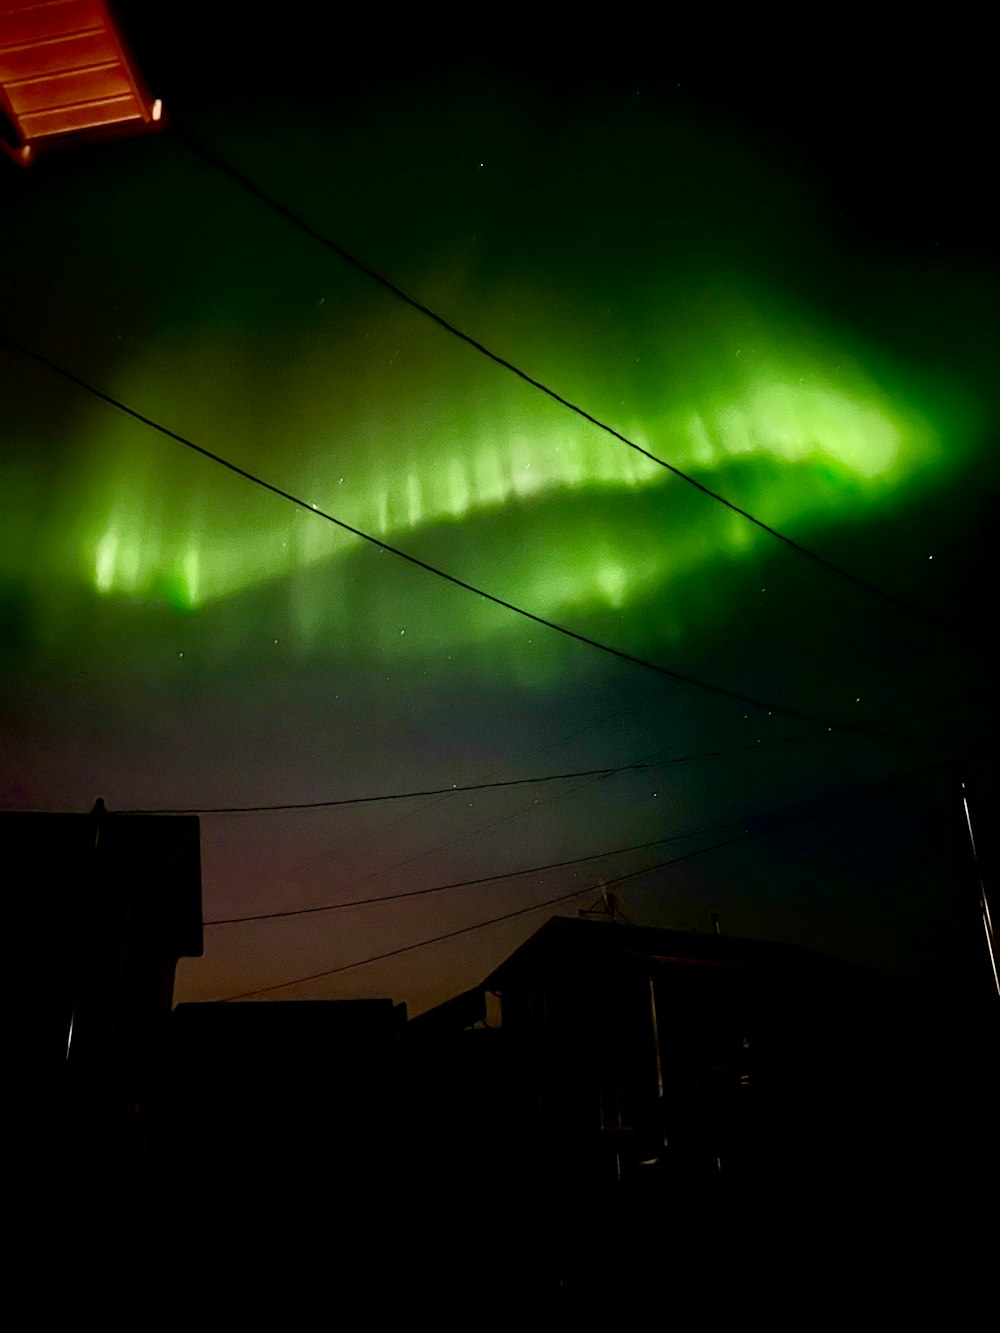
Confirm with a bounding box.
[0,0,161,163]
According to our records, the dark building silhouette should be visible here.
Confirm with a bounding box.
[410,914,997,1307]
[162,997,407,1186]
[406,918,890,1303]
[155,997,412,1304]
[8,804,202,1169]
[478,917,874,1192]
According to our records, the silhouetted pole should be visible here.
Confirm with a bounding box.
[962,780,999,1000]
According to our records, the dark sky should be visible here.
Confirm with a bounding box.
[1,11,996,1013]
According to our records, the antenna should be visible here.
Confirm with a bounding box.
[579,882,632,924]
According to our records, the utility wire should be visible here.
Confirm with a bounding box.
[220,882,598,1001]
[288,727,807,905]
[175,127,980,647]
[120,759,655,815]
[207,730,851,927]
[118,725,828,815]
[114,681,987,819]
[218,757,948,1000]
[292,684,683,873]
[205,778,879,926]
[284,684,988,896]
[315,752,639,904]
[205,834,684,926]
[1,329,902,737]
[140,692,980,916]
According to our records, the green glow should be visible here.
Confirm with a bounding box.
[685,377,916,479]
[1,288,973,674]
[594,552,629,609]
[81,363,933,605]
[94,529,118,592]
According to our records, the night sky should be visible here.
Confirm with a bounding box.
[2,12,996,1014]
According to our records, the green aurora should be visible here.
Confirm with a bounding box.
[1,52,989,687]
[3,284,966,669]
[1,19,996,1033]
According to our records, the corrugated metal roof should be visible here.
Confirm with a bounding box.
[0,0,160,162]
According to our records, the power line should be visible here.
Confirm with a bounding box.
[1,330,896,737]
[216,754,967,999]
[174,126,979,647]
[315,752,641,904]
[111,671,988,822]
[286,684,989,901]
[116,724,831,815]
[195,688,981,909]
[204,781,872,926]
[119,759,655,815]
[208,825,745,927]
[225,848,716,1000]
[286,683,677,875]
[281,728,816,903]
[220,882,598,1001]
[123,687,682,821]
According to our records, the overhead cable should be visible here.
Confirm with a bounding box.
[174,127,980,647]
[216,752,969,999]
[120,759,655,815]
[220,882,598,1001]
[120,726,835,815]
[205,754,963,927]
[1,330,903,737]
[204,780,875,926]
